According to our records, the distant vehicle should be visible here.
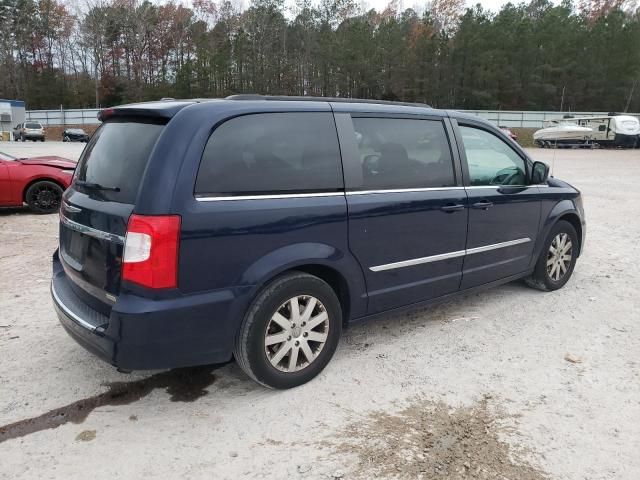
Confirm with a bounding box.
[533,121,593,148]
[52,96,585,389]
[534,114,640,148]
[499,126,518,142]
[0,151,75,213]
[62,128,90,143]
[572,114,640,148]
[13,122,45,142]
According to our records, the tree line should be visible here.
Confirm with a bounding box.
[0,0,639,112]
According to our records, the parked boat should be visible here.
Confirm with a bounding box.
[533,121,593,148]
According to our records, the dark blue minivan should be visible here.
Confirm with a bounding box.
[51,96,586,388]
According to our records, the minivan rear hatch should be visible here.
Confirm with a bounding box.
[59,118,165,307]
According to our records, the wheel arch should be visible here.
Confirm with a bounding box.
[291,264,352,327]
[532,199,584,267]
[239,243,368,325]
[557,212,583,256]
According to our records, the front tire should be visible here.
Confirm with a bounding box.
[526,220,578,291]
[25,181,63,214]
[234,272,342,389]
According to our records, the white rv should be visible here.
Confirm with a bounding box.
[571,114,640,147]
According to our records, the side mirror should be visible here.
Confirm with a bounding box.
[531,161,550,184]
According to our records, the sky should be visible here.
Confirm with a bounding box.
[358,0,514,13]
[161,0,521,17]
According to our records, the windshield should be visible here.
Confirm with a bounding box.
[25,123,41,129]
[0,151,16,161]
[74,119,165,203]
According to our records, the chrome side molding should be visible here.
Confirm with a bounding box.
[370,249,466,272]
[370,237,531,272]
[465,237,531,255]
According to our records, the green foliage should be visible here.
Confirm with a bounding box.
[0,0,638,111]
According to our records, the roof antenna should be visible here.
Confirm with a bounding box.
[551,136,558,177]
[551,85,566,177]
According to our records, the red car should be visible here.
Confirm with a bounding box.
[499,125,519,142]
[0,151,76,213]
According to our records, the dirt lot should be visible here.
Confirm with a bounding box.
[1,146,639,480]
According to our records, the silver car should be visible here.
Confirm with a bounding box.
[13,122,45,142]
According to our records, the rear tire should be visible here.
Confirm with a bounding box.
[234,272,342,389]
[25,181,63,214]
[525,220,578,291]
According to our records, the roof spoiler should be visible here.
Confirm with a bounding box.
[97,101,196,121]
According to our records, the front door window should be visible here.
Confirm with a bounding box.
[459,126,527,186]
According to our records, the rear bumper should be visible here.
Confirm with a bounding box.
[52,252,244,370]
[22,133,45,140]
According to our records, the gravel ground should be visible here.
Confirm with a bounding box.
[1,146,639,480]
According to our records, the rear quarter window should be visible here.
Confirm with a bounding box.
[195,112,343,196]
[74,119,165,203]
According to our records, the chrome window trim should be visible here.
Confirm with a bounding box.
[194,185,548,200]
[51,281,96,332]
[195,185,548,200]
[369,237,531,272]
[465,185,528,189]
[59,214,125,244]
[347,186,465,195]
[465,184,547,189]
[195,192,345,201]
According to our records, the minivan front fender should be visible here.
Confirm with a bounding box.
[240,242,368,320]
[533,198,585,265]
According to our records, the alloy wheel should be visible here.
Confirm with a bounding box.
[264,295,329,373]
[547,233,573,281]
[29,184,61,211]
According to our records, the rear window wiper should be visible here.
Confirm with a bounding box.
[75,180,121,192]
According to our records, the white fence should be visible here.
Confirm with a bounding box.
[26,108,101,125]
[25,107,640,128]
[461,110,640,128]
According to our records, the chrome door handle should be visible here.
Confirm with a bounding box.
[440,204,465,213]
[472,201,494,210]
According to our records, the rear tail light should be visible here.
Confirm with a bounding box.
[122,214,181,289]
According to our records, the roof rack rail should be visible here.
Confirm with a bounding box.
[225,94,431,109]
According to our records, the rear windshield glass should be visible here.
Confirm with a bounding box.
[74,119,164,203]
[25,123,41,129]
